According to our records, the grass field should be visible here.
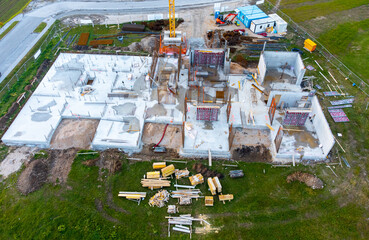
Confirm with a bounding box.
[33,22,47,33]
[0,21,18,40]
[0,0,31,24]
[0,152,367,239]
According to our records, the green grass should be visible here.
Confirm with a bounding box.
[0,157,367,239]
[0,21,19,40]
[0,0,31,24]
[319,18,369,79]
[33,22,47,33]
[33,150,48,160]
[280,0,369,22]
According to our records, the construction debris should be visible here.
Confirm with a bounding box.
[153,162,166,169]
[161,164,175,177]
[175,169,190,179]
[189,173,204,186]
[219,194,234,204]
[229,170,244,178]
[167,205,178,214]
[205,196,214,206]
[149,190,170,207]
[141,178,171,189]
[179,196,192,205]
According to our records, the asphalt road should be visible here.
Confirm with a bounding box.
[0,0,233,83]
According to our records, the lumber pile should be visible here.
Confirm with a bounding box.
[207,178,217,195]
[175,169,190,179]
[153,162,166,169]
[229,170,244,178]
[219,194,234,204]
[167,205,178,214]
[171,189,202,200]
[179,196,192,205]
[161,164,175,177]
[213,176,222,193]
[205,196,214,206]
[167,214,211,237]
[141,178,171,189]
[189,173,204,186]
[146,171,161,179]
[118,191,146,204]
[149,190,170,207]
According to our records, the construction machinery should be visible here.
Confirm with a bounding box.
[159,0,187,55]
[216,13,238,26]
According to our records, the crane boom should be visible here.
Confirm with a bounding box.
[168,0,176,37]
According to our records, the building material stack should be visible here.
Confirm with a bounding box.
[146,171,161,179]
[118,191,147,204]
[229,170,244,178]
[141,179,171,189]
[175,169,190,179]
[149,190,170,207]
[153,162,166,169]
[207,178,217,195]
[189,173,204,186]
[161,164,175,177]
[167,214,211,238]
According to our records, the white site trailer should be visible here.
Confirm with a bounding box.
[269,13,288,34]
[250,16,275,34]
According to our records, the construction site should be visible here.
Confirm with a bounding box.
[1,1,365,239]
[2,4,334,163]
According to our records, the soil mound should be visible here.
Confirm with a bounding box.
[233,145,271,162]
[17,160,48,195]
[287,171,324,189]
[192,163,224,179]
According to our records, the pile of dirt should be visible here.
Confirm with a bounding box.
[50,119,99,149]
[232,145,271,162]
[230,62,246,74]
[233,54,248,68]
[222,31,241,46]
[17,159,48,195]
[47,148,78,184]
[97,149,123,174]
[128,36,159,53]
[142,19,184,31]
[0,102,19,130]
[192,163,224,179]
[287,171,324,189]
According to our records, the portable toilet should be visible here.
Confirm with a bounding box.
[214,3,221,19]
[304,39,317,52]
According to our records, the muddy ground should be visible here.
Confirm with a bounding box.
[287,171,324,189]
[50,119,99,149]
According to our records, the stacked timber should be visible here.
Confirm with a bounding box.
[171,189,202,200]
[205,196,214,206]
[167,214,211,237]
[213,176,222,193]
[141,178,171,189]
[147,171,161,179]
[153,162,166,169]
[149,190,170,207]
[189,173,204,186]
[219,194,234,204]
[118,191,146,200]
[175,169,190,179]
[207,178,217,195]
[161,164,175,177]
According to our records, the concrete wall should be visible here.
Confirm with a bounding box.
[258,51,305,85]
[311,96,335,157]
[267,91,309,108]
[257,53,266,84]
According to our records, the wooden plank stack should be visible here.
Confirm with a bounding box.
[213,176,222,193]
[141,179,171,189]
[161,164,175,177]
[175,169,190,179]
[153,162,166,169]
[219,194,234,204]
[146,171,161,179]
[167,214,211,238]
[207,178,217,195]
[189,173,204,186]
[205,196,214,206]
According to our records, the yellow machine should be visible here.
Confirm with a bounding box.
[169,0,176,37]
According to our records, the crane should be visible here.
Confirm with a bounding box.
[168,0,176,38]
